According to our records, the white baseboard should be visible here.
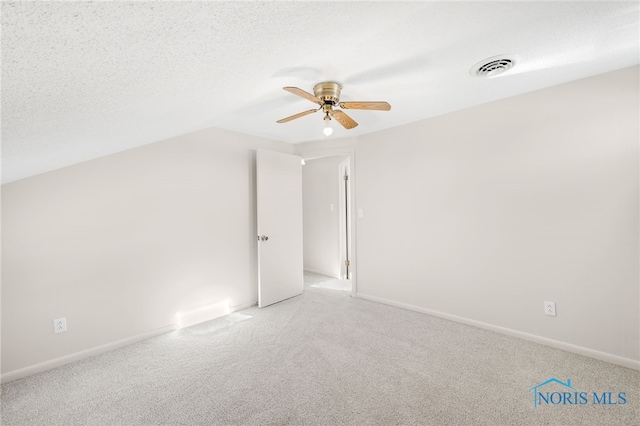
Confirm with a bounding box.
[304,268,340,279]
[0,325,177,384]
[0,300,259,384]
[356,292,640,371]
[231,300,258,312]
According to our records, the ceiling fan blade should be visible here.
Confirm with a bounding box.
[339,101,391,111]
[331,110,358,129]
[276,108,318,123]
[283,87,323,105]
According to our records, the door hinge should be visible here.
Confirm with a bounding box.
[345,260,350,267]
[344,174,349,181]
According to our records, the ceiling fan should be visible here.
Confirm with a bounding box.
[276,82,391,131]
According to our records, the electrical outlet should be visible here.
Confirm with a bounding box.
[54,317,67,334]
[544,301,556,316]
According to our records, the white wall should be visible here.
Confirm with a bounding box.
[302,156,347,277]
[355,66,640,365]
[3,66,638,378]
[1,127,292,376]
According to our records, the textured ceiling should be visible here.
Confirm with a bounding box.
[2,1,639,183]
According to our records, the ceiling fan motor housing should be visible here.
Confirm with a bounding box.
[314,82,342,105]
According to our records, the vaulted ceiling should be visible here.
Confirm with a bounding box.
[2,1,639,183]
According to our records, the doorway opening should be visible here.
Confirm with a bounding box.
[301,153,354,295]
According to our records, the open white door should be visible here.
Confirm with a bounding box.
[256,150,303,308]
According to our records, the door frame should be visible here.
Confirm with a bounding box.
[298,146,357,297]
[338,157,351,280]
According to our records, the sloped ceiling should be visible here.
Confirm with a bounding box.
[2,1,639,183]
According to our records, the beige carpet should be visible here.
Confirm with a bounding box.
[1,272,638,425]
[305,271,352,292]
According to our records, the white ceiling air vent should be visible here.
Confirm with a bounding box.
[471,55,518,78]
